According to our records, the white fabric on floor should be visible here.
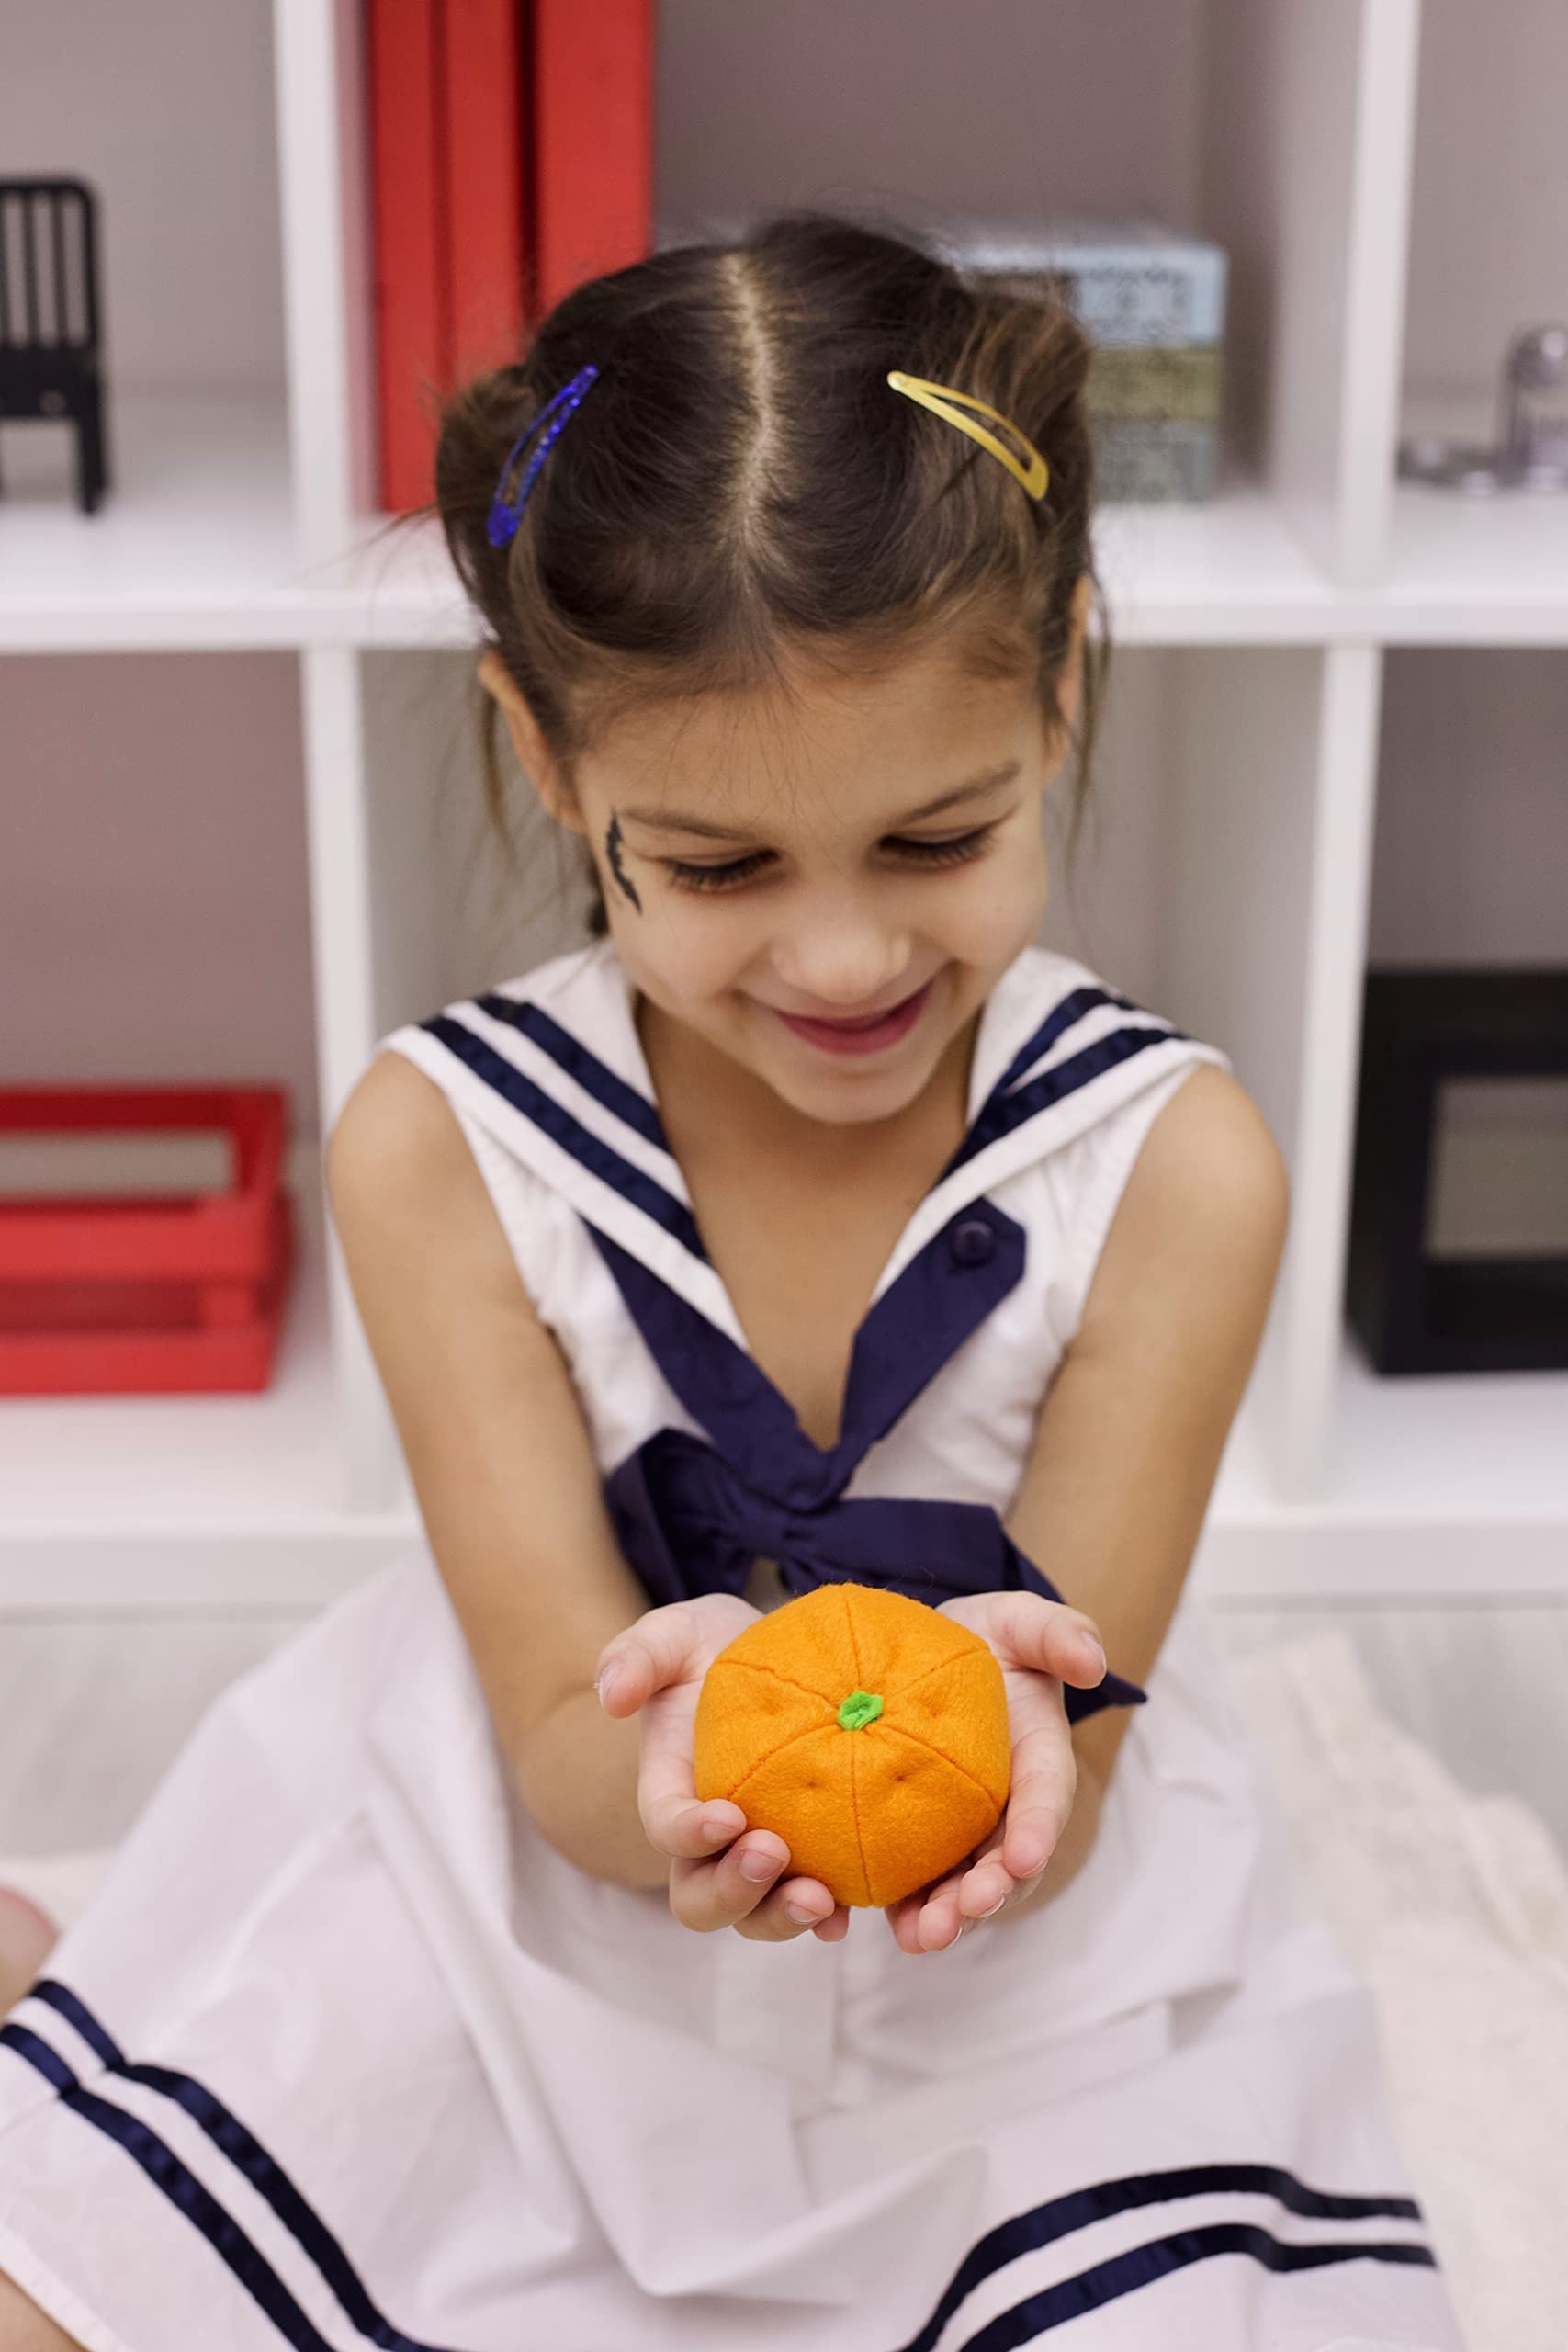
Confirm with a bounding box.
[6,1620,1562,2349]
[1216,1625,1568,2352]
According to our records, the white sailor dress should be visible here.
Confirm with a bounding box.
[0,937,1464,2352]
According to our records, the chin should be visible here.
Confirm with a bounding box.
[763,1046,947,1128]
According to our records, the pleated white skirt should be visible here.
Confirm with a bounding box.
[0,1550,1465,2351]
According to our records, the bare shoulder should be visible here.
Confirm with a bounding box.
[1079,1062,1290,1347]
[327,1047,471,1210]
[0,2268,85,2349]
[326,1048,522,1305]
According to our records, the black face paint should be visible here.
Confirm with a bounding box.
[605,810,642,911]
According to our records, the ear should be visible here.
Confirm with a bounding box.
[1043,575,1095,768]
[477,650,585,835]
[1062,573,1093,718]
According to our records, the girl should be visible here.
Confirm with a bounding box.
[0,214,1462,2351]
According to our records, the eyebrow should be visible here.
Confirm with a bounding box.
[615,760,1022,842]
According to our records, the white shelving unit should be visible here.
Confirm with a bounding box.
[3,0,1564,1611]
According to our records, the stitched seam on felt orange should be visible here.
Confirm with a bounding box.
[840,1587,874,1904]
[844,1712,873,1906]
[891,1641,991,1705]
[720,1656,840,1712]
[726,1717,835,1808]
[880,1719,1006,1813]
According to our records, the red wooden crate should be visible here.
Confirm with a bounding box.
[0,1086,296,1396]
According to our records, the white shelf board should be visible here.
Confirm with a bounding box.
[0,1207,351,1550]
[0,393,317,652]
[1370,484,1568,644]
[0,1204,411,1609]
[1091,486,1337,644]
[307,509,479,649]
[6,398,1563,650]
[1194,1333,1568,1600]
[1326,1332,1568,1529]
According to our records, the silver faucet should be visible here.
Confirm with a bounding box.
[1400,325,1568,493]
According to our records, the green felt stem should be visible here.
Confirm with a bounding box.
[837,1689,885,1731]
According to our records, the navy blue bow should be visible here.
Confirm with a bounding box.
[587,1210,1146,1726]
[603,1426,1145,1726]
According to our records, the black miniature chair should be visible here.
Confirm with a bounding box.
[0,176,109,513]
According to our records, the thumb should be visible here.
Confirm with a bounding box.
[594,1600,705,1716]
[995,1592,1107,1687]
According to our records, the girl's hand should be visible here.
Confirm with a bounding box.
[883,1590,1107,1956]
[594,1596,852,1945]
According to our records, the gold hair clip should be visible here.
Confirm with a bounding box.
[886,370,1049,502]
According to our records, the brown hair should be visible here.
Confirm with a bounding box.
[390,210,1110,937]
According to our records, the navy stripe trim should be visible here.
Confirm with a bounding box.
[953,2223,1438,2350]
[949,2220,1438,2352]
[475,994,671,1154]
[6,1993,458,2352]
[983,985,1140,1106]
[945,1022,1190,1178]
[897,2161,1432,2352]
[423,1012,706,1260]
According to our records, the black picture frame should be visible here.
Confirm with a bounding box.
[1347,967,1568,1374]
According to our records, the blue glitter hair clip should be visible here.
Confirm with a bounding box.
[486,363,601,549]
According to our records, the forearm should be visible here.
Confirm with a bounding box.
[512,1687,669,1893]
[998,1757,1106,1923]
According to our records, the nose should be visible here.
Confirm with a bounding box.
[768,890,914,1012]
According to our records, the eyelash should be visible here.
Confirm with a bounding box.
[662,826,999,896]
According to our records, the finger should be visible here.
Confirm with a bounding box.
[733,1876,850,1944]
[630,1676,749,1858]
[913,1868,972,1952]
[998,1710,1077,1883]
[954,1854,1021,1917]
[669,1831,792,1933]
[885,1894,927,1955]
[593,1601,705,1714]
[951,1824,1019,1918]
[653,1792,750,1862]
[986,1590,1109,1688]
[884,1866,964,1954]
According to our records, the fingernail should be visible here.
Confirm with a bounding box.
[595,1664,622,1707]
[978,1894,1007,1918]
[699,1815,732,1845]
[1078,1634,1107,1677]
[739,1849,781,1883]
[785,1902,823,1926]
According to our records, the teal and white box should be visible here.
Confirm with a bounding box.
[954,220,1227,348]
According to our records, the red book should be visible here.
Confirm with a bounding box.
[441,0,529,383]
[531,0,654,320]
[367,0,450,512]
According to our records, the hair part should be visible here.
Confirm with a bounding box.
[381,209,1111,937]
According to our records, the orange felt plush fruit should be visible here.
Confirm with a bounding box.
[692,1583,1012,1908]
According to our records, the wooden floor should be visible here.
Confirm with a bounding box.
[2,1599,1566,1861]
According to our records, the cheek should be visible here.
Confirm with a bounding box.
[942,843,1049,956]
[605,900,753,1006]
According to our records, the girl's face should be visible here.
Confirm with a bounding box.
[484,593,1088,1133]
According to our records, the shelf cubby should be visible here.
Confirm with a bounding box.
[2,0,1563,1609]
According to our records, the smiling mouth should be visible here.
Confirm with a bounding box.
[771,980,934,1057]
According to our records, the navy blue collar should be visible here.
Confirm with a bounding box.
[397,938,1216,1356]
[589,1196,1024,1511]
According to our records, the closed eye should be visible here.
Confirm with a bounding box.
[662,825,1000,896]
